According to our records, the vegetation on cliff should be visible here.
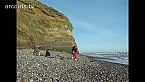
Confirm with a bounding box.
[17,0,77,53]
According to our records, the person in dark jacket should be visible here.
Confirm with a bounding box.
[72,46,78,60]
[45,49,50,57]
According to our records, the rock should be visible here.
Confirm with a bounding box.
[17,49,128,82]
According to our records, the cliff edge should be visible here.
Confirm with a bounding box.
[17,0,77,53]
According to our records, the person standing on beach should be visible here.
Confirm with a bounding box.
[45,49,50,57]
[72,46,78,61]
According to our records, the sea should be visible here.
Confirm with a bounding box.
[82,52,128,65]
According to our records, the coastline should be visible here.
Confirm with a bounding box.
[17,49,128,82]
[84,54,128,66]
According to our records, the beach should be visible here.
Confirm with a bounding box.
[17,49,128,82]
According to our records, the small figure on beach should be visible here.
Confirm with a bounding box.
[45,49,50,57]
[33,46,40,56]
[72,46,78,61]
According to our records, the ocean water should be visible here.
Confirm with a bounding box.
[82,52,128,65]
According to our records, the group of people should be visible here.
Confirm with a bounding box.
[33,45,78,60]
[33,47,50,57]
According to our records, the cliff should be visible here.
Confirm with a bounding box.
[17,0,77,53]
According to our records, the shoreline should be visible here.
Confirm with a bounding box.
[83,54,128,66]
[17,49,128,82]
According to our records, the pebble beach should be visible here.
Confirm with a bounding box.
[17,49,128,82]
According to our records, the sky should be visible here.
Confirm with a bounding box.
[39,0,128,52]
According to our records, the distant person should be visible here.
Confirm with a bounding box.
[45,49,50,57]
[33,47,40,56]
[72,46,78,61]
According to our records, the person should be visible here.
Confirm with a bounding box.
[72,46,78,60]
[45,49,50,57]
[33,46,40,56]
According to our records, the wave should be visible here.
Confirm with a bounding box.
[82,52,128,65]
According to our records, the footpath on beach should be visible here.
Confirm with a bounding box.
[17,49,128,82]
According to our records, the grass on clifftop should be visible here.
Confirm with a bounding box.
[17,0,76,53]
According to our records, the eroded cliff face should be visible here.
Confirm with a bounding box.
[17,0,77,53]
